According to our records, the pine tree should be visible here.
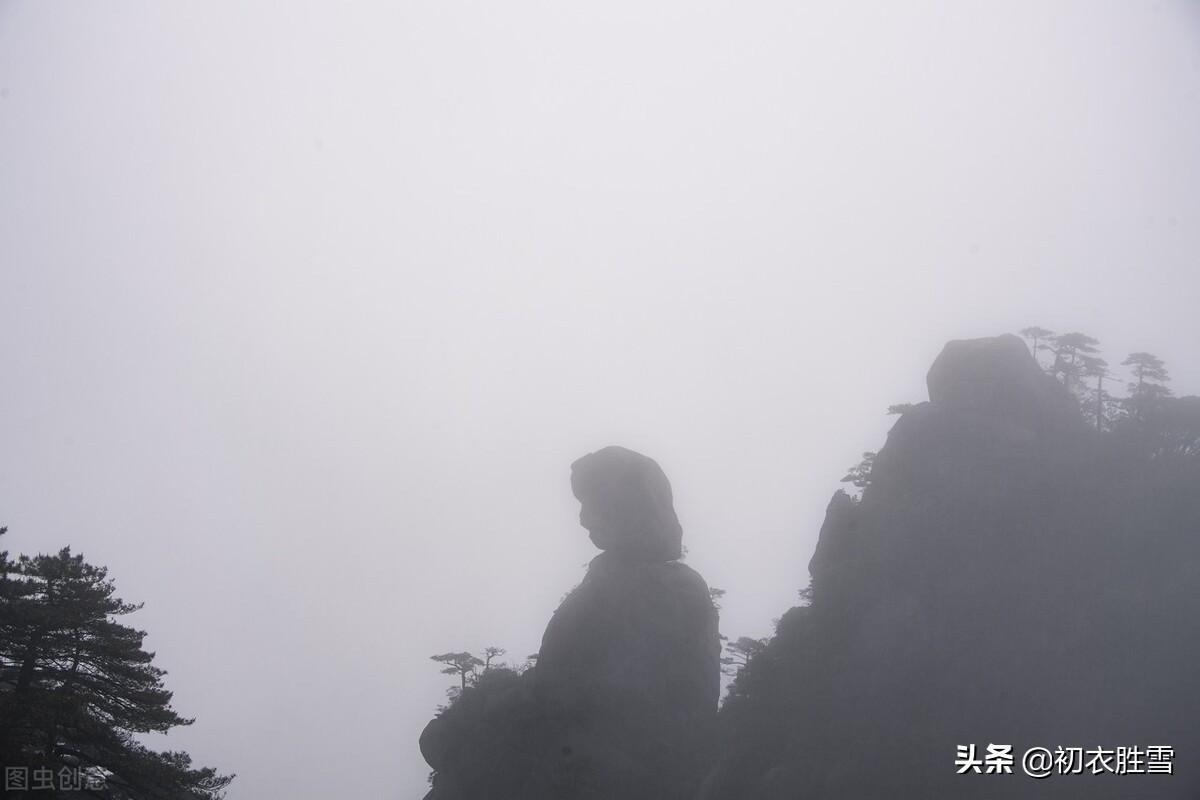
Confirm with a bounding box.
[1019,326,1054,367]
[1121,352,1172,421]
[1047,332,1100,395]
[720,637,767,677]
[841,452,876,496]
[1080,355,1115,432]
[0,532,232,799]
[1122,352,1170,390]
[430,652,484,698]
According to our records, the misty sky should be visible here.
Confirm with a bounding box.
[2,2,1199,797]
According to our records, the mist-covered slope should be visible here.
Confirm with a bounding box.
[704,334,1200,799]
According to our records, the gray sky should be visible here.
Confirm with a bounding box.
[2,2,1199,797]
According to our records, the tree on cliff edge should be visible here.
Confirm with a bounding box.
[1019,326,1054,367]
[0,528,232,799]
[841,452,876,497]
[430,652,484,697]
[1047,332,1100,394]
[720,637,767,677]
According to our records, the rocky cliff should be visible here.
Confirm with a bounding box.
[704,334,1200,799]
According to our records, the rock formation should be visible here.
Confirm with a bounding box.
[703,335,1200,799]
[925,333,1084,436]
[421,446,720,800]
[422,336,1200,799]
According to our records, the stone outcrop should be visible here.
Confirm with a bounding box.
[421,446,720,800]
[702,336,1200,800]
[568,446,684,562]
[925,333,1083,436]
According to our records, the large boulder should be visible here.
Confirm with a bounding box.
[926,334,1082,436]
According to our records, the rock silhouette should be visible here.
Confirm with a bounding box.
[421,337,1200,798]
[702,335,1200,799]
[421,446,720,800]
[568,445,684,562]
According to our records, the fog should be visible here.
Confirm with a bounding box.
[2,2,1199,797]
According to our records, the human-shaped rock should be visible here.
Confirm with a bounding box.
[420,446,720,800]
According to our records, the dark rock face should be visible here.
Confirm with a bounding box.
[926,333,1083,436]
[530,551,719,799]
[705,336,1200,799]
[421,447,719,800]
[570,445,684,562]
